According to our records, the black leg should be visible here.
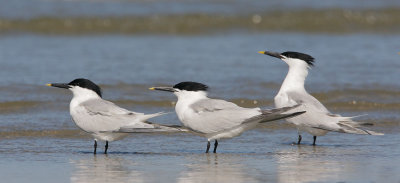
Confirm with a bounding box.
[104,141,109,154]
[206,141,210,153]
[213,140,218,153]
[94,140,97,154]
[313,136,317,146]
[297,134,302,145]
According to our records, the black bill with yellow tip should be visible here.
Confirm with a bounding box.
[46,83,71,89]
[258,51,283,59]
[149,87,176,92]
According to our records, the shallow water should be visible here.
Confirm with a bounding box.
[0,32,399,182]
[0,131,399,183]
[1,0,400,181]
[2,0,400,34]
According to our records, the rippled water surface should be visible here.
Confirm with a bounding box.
[0,33,398,183]
[1,0,400,182]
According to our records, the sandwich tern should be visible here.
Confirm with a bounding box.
[47,78,186,154]
[259,51,383,145]
[150,81,305,153]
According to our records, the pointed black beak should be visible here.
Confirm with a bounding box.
[149,86,176,92]
[46,83,71,89]
[258,51,283,59]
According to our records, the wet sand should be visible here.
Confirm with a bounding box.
[0,129,398,183]
[0,32,399,182]
[0,2,399,181]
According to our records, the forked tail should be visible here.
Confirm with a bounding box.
[311,121,384,135]
[337,122,384,135]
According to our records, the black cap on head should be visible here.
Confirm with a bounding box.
[281,51,315,66]
[173,82,208,92]
[68,78,102,97]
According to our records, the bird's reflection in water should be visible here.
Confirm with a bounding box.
[177,154,257,183]
[276,145,355,183]
[70,155,143,183]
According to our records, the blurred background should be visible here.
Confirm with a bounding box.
[0,0,399,132]
[0,0,399,182]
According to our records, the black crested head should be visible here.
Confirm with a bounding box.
[68,78,102,97]
[173,82,208,92]
[281,51,315,66]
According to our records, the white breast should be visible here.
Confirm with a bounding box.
[174,90,207,126]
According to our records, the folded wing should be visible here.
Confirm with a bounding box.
[75,99,169,132]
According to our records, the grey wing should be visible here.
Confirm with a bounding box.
[190,99,241,113]
[286,91,330,113]
[81,99,142,116]
[283,91,352,128]
[187,99,261,133]
[288,93,371,120]
[77,99,156,132]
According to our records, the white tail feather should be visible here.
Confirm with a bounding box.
[139,111,170,122]
[337,122,383,135]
